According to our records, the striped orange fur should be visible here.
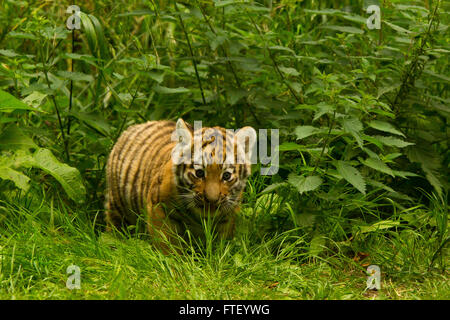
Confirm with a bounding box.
[105,119,255,251]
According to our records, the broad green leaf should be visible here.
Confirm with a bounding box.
[341,117,363,147]
[0,49,19,57]
[392,170,419,178]
[278,66,300,76]
[288,174,322,194]
[0,125,37,150]
[294,126,320,140]
[304,9,343,15]
[373,135,414,148]
[268,46,295,54]
[56,71,94,82]
[147,71,165,84]
[0,90,35,112]
[342,116,363,133]
[7,31,38,40]
[383,21,412,34]
[87,13,111,60]
[336,160,366,194]
[377,84,401,99]
[69,111,112,136]
[321,25,364,34]
[153,85,190,94]
[116,10,155,17]
[368,120,405,137]
[29,148,86,204]
[214,0,240,7]
[0,166,30,191]
[226,88,247,105]
[359,220,401,233]
[340,14,367,24]
[362,158,394,177]
[423,69,450,83]
[278,142,305,152]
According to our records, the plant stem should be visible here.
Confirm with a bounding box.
[312,110,336,175]
[174,2,206,106]
[39,46,70,162]
[67,29,75,137]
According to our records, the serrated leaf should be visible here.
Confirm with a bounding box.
[294,126,320,140]
[321,25,364,34]
[278,66,300,76]
[383,21,412,34]
[288,174,322,194]
[153,85,190,94]
[0,90,35,112]
[342,116,363,133]
[28,149,86,204]
[56,71,94,82]
[336,160,366,194]
[392,170,419,178]
[341,116,363,147]
[362,158,394,177]
[368,120,405,137]
[373,135,414,148]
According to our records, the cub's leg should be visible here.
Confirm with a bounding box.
[146,203,183,254]
[105,192,124,232]
[216,214,236,240]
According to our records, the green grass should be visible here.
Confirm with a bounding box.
[0,182,448,300]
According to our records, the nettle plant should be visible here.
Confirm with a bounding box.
[243,1,448,237]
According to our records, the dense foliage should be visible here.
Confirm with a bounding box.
[0,0,448,278]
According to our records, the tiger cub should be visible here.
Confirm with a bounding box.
[105,118,255,250]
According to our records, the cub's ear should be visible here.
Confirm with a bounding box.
[174,118,193,143]
[176,118,193,132]
[235,126,257,164]
[172,118,193,165]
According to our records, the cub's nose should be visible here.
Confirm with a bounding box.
[204,183,220,204]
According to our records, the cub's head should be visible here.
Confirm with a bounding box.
[171,118,256,216]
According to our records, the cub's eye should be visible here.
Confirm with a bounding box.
[195,169,205,178]
[222,172,232,181]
